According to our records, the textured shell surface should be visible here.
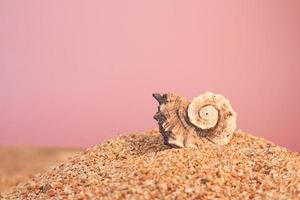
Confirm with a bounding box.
[153,92,237,148]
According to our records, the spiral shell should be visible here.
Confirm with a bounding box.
[153,92,237,148]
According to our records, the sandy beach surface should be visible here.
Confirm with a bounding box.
[1,130,299,199]
[0,146,81,193]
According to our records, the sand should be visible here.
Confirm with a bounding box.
[0,147,81,193]
[1,129,299,199]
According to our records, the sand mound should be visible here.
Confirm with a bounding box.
[1,130,299,199]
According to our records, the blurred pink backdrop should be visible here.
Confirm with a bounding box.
[1,1,300,151]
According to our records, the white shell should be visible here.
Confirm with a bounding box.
[153,92,237,148]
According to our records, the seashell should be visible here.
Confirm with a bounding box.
[153,92,237,148]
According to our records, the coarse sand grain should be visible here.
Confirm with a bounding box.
[1,129,299,199]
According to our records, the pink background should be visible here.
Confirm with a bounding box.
[1,1,300,151]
